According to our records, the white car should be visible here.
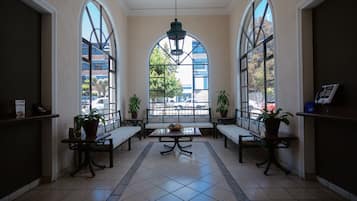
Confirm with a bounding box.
[169,99,207,109]
[92,97,109,112]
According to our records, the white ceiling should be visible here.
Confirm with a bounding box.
[118,0,240,16]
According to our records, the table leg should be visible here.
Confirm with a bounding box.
[161,142,177,155]
[180,144,192,148]
[256,160,268,167]
[164,144,174,149]
[91,159,106,169]
[177,142,192,155]
[257,146,290,176]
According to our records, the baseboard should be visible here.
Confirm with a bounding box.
[317,176,357,200]
[0,179,40,201]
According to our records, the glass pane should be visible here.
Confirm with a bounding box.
[241,87,248,103]
[81,60,90,114]
[81,8,92,42]
[266,39,274,59]
[110,72,116,90]
[241,70,247,86]
[110,88,116,104]
[110,58,115,71]
[82,42,89,60]
[263,6,274,37]
[266,57,275,82]
[194,77,208,90]
[248,48,265,114]
[241,57,247,70]
[254,0,266,31]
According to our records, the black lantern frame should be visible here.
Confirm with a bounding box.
[166,0,186,56]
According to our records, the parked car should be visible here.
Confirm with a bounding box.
[92,97,109,112]
[169,99,207,109]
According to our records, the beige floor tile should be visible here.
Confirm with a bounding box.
[202,186,236,201]
[141,186,169,201]
[189,193,217,201]
[156,193,183,201]
[171,187,200,201]
[187,180,214,192]
[13,137,348,201]
[15,190,69,201]
[244,188,269,200]
[156,180,185,193]
[261,188,294,200]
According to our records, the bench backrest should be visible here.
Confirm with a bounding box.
[146,108,212,123]
[96,111,122,135]
[235,109,263,137]
[73,110,122,137]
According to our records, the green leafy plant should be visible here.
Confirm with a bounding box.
[128,94,141,119]
[257,108,293,125]
[74,110,105,137]
[216,90,229,117]
[257,108,293,137]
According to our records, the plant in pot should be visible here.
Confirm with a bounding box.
[128,94,141,119]
[216,90,229,117]
[74,110,105,138]
[257,108,293,138]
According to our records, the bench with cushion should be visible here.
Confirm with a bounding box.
[216,109,262,163]
[144,108,214,131]
[94,110,142,167]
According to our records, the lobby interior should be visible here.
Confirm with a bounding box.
[1,0,356,201]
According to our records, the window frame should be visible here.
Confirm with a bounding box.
[239,0,275,118]
[149,36,210,113]
[80,0,117,120]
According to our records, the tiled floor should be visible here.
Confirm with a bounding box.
[14,136,347,201]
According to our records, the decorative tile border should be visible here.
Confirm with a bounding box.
[204,142,250,201]
[107,142,154,201]
[107,141,249,201]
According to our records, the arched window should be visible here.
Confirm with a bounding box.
[239,0,275,117]
[149,35,209,116]
[81,1,117,116]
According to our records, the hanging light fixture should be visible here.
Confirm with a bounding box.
[166,0,186,56]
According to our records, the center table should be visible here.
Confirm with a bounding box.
[149,127,201,155]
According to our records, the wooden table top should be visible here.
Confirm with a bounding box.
[149,128,201,137]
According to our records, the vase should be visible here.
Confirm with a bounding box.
[264,119,280,138]
[83,119,99,138]
[220,111,228,118]
[131,112,138,119]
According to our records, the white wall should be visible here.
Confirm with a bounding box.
[126,15,232,119]
[44,0,127,174]
[229,0,302,175]
[42,0,307,177]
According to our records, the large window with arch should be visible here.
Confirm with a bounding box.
[239,0,275,118]
[81,0,117,117]
[149,35,209,116]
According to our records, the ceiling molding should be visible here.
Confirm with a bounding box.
[117,0,239,16]
[127,8,231,16]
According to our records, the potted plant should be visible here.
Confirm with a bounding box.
[257,108,293,138]
[74,110,105,138]
[216,90,229,117]
[128,94,141,119]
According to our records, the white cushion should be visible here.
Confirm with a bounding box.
[145,123,171,129]
[181,122,213,128]
[108,126,141,148]
[145,122,213,129]
[217,125,251,144]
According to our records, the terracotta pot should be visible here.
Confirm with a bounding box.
[131,112,138,119]
[264,118,281,138]
[220,111,228,118]
[83,119,99,138]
